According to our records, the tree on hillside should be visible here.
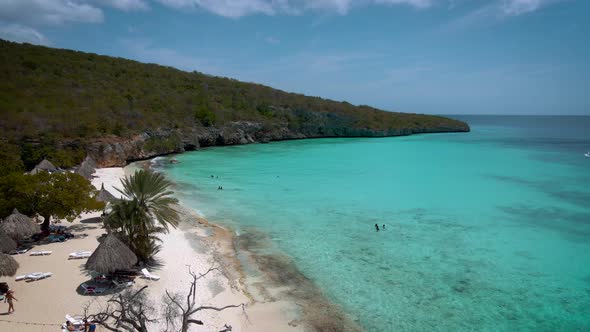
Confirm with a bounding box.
[0,142,24,175]
[0,172,104,231]
[105,170,179,263]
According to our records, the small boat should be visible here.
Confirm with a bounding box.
[585,152,590,157]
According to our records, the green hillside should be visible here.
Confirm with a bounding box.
[0,39,469,170]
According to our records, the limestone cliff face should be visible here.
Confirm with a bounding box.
[86,120,470,167]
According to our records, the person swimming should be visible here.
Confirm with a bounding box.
[382,224,386,230]
[375,224,380,232]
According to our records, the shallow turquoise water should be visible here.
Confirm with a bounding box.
[159,116,590,331]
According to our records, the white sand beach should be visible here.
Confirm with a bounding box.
[0,167,303,332]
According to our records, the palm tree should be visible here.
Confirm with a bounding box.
[106,170,179,262]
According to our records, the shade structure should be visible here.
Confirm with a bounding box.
[97,183,117,203]
[0,253,19,277]
[0,231,17,254]
[0,208,39,240]
[36,159,57,172]
[76,156,97,179]
[86,234,138,274]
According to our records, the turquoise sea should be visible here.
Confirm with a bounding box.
[156,116,590,331]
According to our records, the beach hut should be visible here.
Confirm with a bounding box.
[0,208,39,241]
[0,231,17,254]
[86,234,138,274]
[0,254,19,277]
[97,183,117,203]
[29,159,58,174]
[75,156,97,179]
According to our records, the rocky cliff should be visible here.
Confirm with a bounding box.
[86,119,469,167]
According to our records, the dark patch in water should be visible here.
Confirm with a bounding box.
[497,205,590,241]
[487,174,590,209]
[235,231,363,332]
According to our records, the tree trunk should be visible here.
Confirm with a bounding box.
[41,214,51,232]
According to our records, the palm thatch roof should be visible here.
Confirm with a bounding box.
[0,208,39,240]
[75,156,97,179]
[97,183,117,202]
[86,234,137,274]
[0,253,19,277]
[36,159,57,172]
[0,231,16,254]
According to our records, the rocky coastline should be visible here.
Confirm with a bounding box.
[85,120,470,167]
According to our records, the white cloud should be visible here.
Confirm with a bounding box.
[154,0,437,18]
[98,0,149,11]
[0,23,50,45]
[0,0,104,25]
[500,0,561,16]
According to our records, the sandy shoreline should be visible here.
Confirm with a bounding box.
[0,167,303,332]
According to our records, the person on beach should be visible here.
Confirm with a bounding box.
[4,289,16,314]
[375,224,380,232]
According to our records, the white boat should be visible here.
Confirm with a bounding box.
[585,152,590,157]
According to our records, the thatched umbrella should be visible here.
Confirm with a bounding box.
[86,234,137,274]
[37,159,57,172]
[0,231,16,254]
[0,208,39,241]
[76,156,97,179]
[97,183,117,203]
[0,253,19,277]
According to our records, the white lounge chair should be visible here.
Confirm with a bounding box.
[28,272,52,281]
[12,247,30,255]
[15,275,26,281]
[141,268,160,281]
[65,314,84,325]
[112,279,134,289]
[80,283,105,295]
[69,251,92,259]
[30,250,52,256]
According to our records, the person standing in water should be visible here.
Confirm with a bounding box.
[375,224,380,232]
[5,289,17,314]
[382,224,386,230]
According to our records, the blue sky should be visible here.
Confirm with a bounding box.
[0,0,588,115]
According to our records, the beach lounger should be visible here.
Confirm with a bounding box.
[80,283,105,295]
[69,251,92,259]
[10,247,30,255]
[141,268,160,281]
[65,314,84,325]
[15,275,27,281]
[112,279,134,289]
[28,272,52,281]
[30,250,52,256]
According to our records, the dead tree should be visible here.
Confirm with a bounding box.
[84,286,157,332]
[84,268,245,332]
[164,267,245,332]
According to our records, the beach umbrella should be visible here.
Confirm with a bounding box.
[86,234,138,274]
[0,231,16,254]
[0,208,39,241]
[97,183,117,203]
[0,253,19,277]
[29,159,58,174]
[36,159,57,172]
[76,156,97,179]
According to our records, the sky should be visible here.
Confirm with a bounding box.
[0,0,589,115]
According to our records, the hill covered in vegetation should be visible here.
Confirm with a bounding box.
[0,39,469,170]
